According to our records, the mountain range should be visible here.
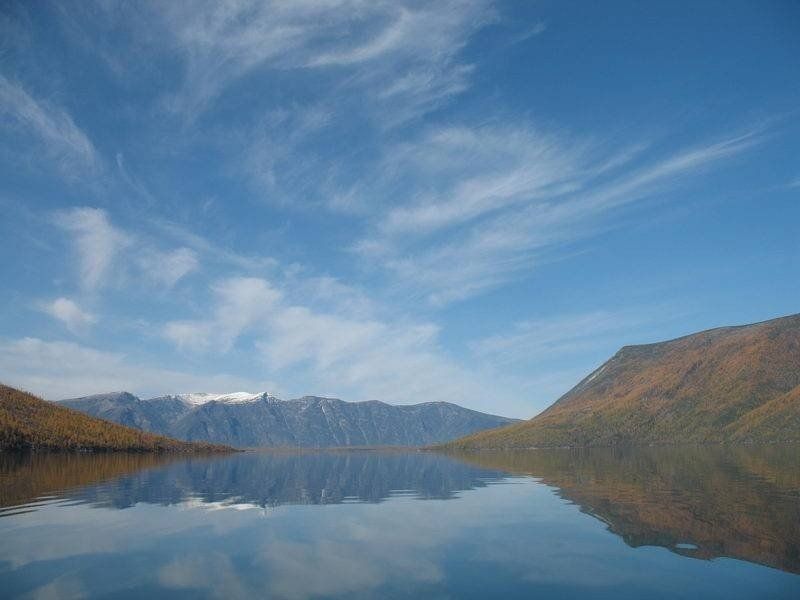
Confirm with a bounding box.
[444,313,800,448]
[60,392,518,448]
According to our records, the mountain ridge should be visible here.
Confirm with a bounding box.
[442,312,800,449]
[60,392,518,448]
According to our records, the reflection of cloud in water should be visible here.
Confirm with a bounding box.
[260,541,390,600]
[2,448,800,599]
[0,451,508,600]
[450,445,800,574]
[159,553,251,600]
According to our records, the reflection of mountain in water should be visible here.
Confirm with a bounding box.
[0,451,508,513]
[4,446,799,577]
[0,453,178,513]
[450,445,800,574]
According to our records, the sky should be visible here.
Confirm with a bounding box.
[0,0,798,418]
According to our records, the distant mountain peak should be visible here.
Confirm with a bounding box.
[173,392,270,406]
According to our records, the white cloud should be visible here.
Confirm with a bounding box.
[209,277,282,348]
[0,74,98,177]
[0,337,276,400]
[40,297,97,334]
[138,247,199,287]
[165,277,282,351]
[258,306,384,371]
[508,21,547,45]
[163,321,215,353]
[354,126,762,305]
[172,1,497,204]
[53,207,130,290]
[305,6,418,67]
[150,0,493,119]
[163,276,518,413]
[149,218,278,273]
[288,275,377,319]
[54,207,200,290]
[375,125,595,236]
[238,104,335,204]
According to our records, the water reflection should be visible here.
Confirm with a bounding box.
[450,445,800,574]
[0,452,179,514]
[1,446,799,599]
[0,450,509,513]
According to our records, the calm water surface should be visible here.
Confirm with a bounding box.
[1,446,799,599]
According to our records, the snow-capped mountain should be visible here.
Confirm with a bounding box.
[165,392,275,406]
[59,391,518,448]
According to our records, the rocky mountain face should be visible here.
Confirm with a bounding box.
[60,392,517,448]
[444,313,800,448]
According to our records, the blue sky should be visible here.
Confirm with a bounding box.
[0,1,798,417]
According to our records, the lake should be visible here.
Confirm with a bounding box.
[1,446,799,599]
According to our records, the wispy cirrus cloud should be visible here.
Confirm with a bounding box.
[353,125,763,305]
[39,297,97,334]
[153,0,493,120]
[0,74,98,178]
[148,0,496,207]
[35,0,496,217]
[148,218,277,273]
[237,104,335,206]
[471,310,651,367]
[507,21,547,45]
[137,247,199,288]
[54,206,199,291]
[53,207,130,290]
[376,125,599,236]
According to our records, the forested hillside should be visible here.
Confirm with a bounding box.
[0,385,233,453]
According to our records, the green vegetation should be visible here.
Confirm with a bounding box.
[442,313,800,449]
[0,384,234,453]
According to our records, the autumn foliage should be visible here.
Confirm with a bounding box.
[444,313,800,448]
[0,384,233,453]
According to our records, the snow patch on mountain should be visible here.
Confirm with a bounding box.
[176,392,268,405]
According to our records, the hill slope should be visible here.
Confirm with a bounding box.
[0,385,232,453]
[61,393,518,448]
[444,313,800,448]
